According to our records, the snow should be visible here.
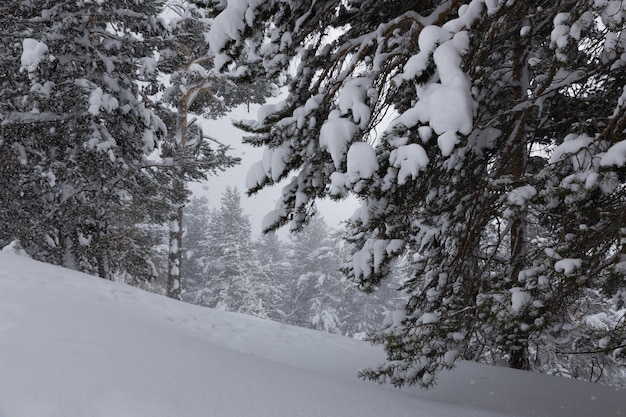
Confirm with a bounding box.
[418,126,433,142]
[551,13,571,61]
[601,139,626,168]
[261,209,282,231]
[260,143,292,182]
[507,185,537,206]
[139,57,158,77]
[549,133,595,170]
[20,39,49,73]
[387,239,405,253]
[351,245,373,280]
[347,142,378,184]
[270,144,291,181]
[437,130,461,157]
[599,337,611,349]
[187,63,209,78]
[510,288,531,314]
[484,0,504,15]
[169,219,180,233]
[602,31,626,69]
[442,0,491,33]
[329,171,349,197]
[420,312,439,324]
[88,87,119,116]
[444,350,459,366]
[338,77,372,129]
[601,0,626,28]
[418,25,450,52]
[141,130,155,154]
[1,241,28,257]
[29,81,54,98]
[395,27,474,157]
[207,0,265,70]
[257,100,288,124]
[245,160,267,189]
[397,25,449,83]
[554,258,583,275]
[319,112,358,169]
[389,143,429,185]
[1,253,624,417]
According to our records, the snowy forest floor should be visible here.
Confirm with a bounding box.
[0,252,623,417]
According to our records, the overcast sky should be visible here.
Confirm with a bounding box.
[191,103,360,238]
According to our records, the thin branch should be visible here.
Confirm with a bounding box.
[556,343,626,355]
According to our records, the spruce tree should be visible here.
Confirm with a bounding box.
[155,1,273,298]
[156,1,236,299]
[286,219,403,337]
[195,187,279,318]
[209,0,626,386]
[285,216,344,333]
[254,231,290,321]
[0,0,171,280]
[181,196,212,301]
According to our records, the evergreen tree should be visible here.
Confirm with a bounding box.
[533,288,626,386]
[154,1,273,298]
[340,243,407,340]
[195,187,279,318]
[254,231,290,321]
[209,0,626,386]
[283,217,402,337]
[156,1,239,299]
[181,196,212,301]
[285,216,344,333]
[0,0,171,281]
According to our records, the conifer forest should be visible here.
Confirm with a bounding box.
[1,0,626,388]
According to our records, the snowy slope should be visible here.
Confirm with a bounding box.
[0,253,623,417]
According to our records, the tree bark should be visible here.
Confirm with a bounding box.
[507,12,531,370]
[167,184,184,300]
[166,87,191,300]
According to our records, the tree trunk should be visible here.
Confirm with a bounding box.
[507,16,530,370]
[509,345,530,370]
[167,184,184,300]
[166,92,190,300]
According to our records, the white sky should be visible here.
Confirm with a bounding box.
[191,102,360,238]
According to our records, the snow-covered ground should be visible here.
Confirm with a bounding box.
[0,252,623,417]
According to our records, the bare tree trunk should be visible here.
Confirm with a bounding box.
[163,31,223,300]
[167,190,184,300]
[166,107,189,301]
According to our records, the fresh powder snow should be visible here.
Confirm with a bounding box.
[20,39,48,73]
[0,252,624,417]
[347,142,378,184]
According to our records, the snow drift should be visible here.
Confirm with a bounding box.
[0,253,623,417]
